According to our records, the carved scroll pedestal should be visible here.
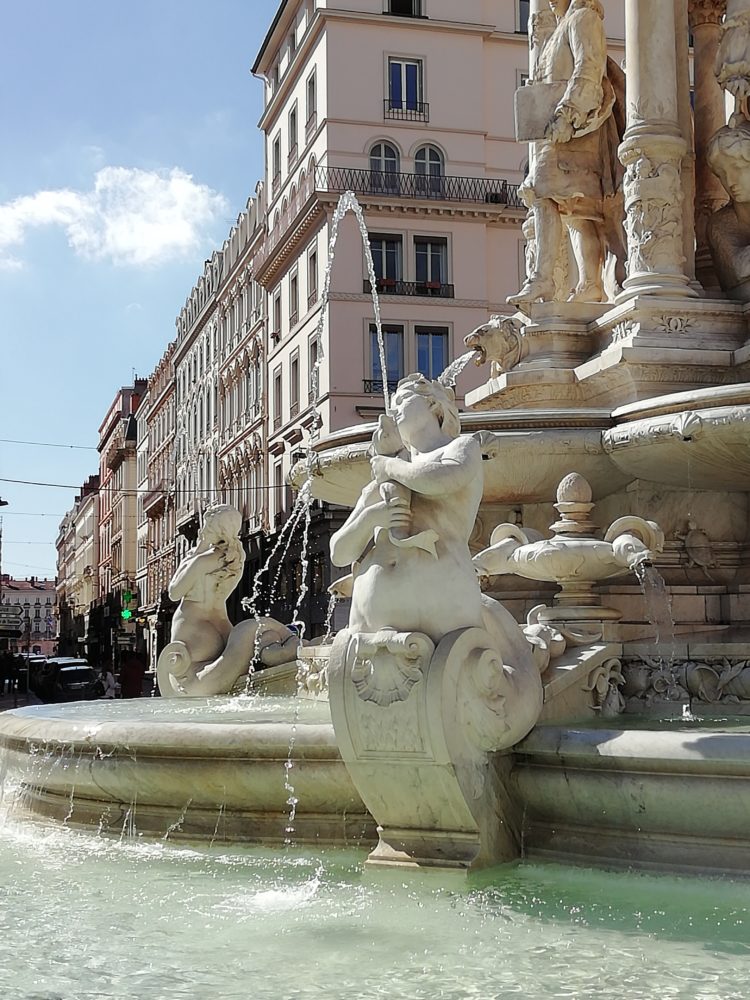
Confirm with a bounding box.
[328,626,538,870]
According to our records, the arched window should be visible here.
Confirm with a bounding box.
[369,142,400,193]
[415,145,444,197]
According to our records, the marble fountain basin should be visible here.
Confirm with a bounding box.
[603,383,750,491]
[514,716,750,876]
[4,688,750,876]
[298,410,629,506]
[0,696,374,846]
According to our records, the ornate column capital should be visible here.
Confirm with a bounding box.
[689,0,727,29]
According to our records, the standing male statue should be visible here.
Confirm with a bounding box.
[510,0,625,308]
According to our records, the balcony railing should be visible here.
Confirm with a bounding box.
[364,279,454,298]
[384,98,429,122]
[316,166,522,208]
[363,378,400,394]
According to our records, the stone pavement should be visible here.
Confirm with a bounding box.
[0,689,41,713]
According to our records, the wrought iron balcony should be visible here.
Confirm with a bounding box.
[363,378,400,394]
[384,98,429,121]
[364,279,454,298]
[316,166,522,208]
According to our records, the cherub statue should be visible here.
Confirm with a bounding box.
[157,504,299,697]
[330,375,541,683]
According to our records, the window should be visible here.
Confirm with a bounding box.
[272,289,282,343]
[415,144,444,196]
[416,327,449,380]
[388,0,422,15]
[306,70,317,137]
[273,366,282,429]
[272,134,282,192]
[289,269,299,327]
[368,324,404,391]
[288,28,296,56]
[369,234,402,287]
[369,142,400,193]
[415,236,448,289]
[308,335,320,402]
[290,352,300,416]
[307,244,318,306]
[387,57,425,117]
[518,0,530,33]
[274,462,285,522]
[288,104,298,166]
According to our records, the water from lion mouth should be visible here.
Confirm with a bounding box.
[0,806,748,1000]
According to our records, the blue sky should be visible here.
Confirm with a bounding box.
[1,0,280,577]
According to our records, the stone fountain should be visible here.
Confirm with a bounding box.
[6,0,750,878]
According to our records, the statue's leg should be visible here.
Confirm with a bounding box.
[566,218,606,302]
[508,199,561,305]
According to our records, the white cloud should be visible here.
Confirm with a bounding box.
[0,166,228,268]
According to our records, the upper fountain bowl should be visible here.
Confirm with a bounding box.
[295,409,629,507]
[603,384,750,491]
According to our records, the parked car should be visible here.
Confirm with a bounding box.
[30,657,99,704]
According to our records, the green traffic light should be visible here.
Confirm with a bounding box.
[121,609,133,620]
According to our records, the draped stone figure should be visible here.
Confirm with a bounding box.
[510,0,626,307]
[707,1,750,300]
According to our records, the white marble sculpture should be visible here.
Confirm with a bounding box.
[716,0,750,100]
[463,313,528,377]
[705,0,750,300]
[473,473,664,627]
[327,375,543,868]
[707,120,750,299]
[157,504,299,697]
[509,0,626,307]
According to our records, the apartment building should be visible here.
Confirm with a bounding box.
[1,576,56,657]
[92,380,146,665]
[173,252,224,558]
[55,475,99,655]
[214,193,270,618]
[139,341,178,666]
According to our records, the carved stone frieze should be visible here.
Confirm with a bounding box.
[623,654,750,705]
[585,658,626,716]
[621,146,686,277]
[656,315,694,335]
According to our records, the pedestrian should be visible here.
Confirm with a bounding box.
[100,664,117,699]
[119,650,146,699]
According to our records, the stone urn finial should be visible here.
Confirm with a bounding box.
[551,473,596,537]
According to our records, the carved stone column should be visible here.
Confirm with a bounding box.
[620,0,698,298]
[690,0,729,292]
